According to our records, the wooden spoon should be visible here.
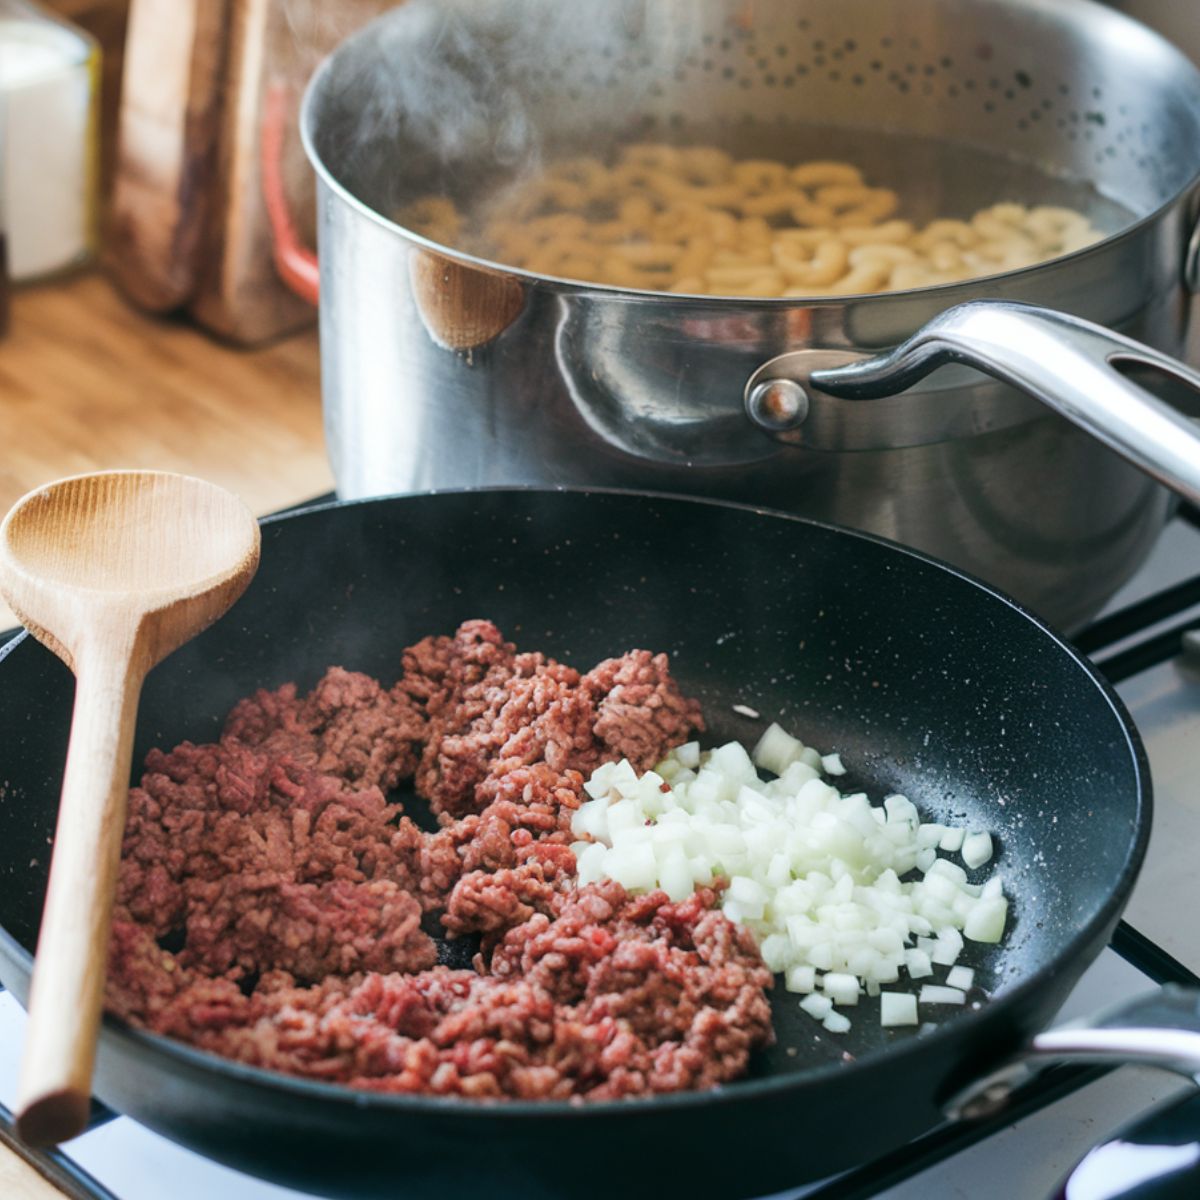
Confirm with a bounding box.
[0,471,261,1147]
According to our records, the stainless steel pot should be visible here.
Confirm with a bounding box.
[1103,2,1200,64]
[294,0,1200,630]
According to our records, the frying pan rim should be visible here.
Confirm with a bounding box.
[0,485,1152,1122]
[299,0,1200,305]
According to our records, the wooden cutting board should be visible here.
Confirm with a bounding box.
[106,0,231,311]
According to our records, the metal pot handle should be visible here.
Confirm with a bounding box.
[746,300,1200,506]
[946,985,1200,1120]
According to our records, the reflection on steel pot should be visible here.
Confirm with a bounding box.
[298,0,1200,630]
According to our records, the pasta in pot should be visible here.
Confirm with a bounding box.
[397,144,1105,296]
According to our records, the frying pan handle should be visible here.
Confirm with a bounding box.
[946,985,1200,1121]
[806,300,1200,506]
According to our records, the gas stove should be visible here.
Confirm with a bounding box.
[2,508,1199,1200]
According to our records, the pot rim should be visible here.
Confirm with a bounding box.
[298,0,1200,307]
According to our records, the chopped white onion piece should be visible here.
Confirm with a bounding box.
[964,897,1008,943]
[926,858,968,886]
[920,985,966,1005]
[808,942,834,971]
[785,965,816,993]
[800,993,833,1020]
[869,956,901,984]
[822,972,860,1006]
[575,842,608,886]
[659,849,694,903]
[939,827,965,853]
[962,831,994,869]
[729,876,768,909]
[884,794,918,827]
[751,723,805,776]
[880,992,919,1027]
[607,841,657,891]
[759,933,792,972]
[946,966,975,992]
[931,929,964,966]
[605,799,639,835]
[917,822,947,848]
[904,949,933,979]
[823,1010,852,1034]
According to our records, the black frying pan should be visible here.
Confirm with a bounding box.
[0,490,1153,1199]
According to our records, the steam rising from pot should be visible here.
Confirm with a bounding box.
[306,0,705,213]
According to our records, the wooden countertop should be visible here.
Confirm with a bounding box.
[1,271,330,1197]
[0,1140,68,1200]
[1,272,332,628]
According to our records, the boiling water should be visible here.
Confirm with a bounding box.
[666,122,1139,229]
[402,123,1139,293]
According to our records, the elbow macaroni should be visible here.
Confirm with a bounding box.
[397,145,1105,297]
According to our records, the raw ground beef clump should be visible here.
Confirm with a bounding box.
[106,621,774,1099]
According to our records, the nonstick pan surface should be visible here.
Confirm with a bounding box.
[0,490,1149,1199]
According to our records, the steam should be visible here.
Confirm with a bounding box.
[306,0,707,209]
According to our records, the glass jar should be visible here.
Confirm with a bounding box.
[0,0,99,285]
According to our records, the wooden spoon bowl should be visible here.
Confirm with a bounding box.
[0,471,260,1147]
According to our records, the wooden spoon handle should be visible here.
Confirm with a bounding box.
[15,642,144,1147]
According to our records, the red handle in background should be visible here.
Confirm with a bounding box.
[262,82,320,306]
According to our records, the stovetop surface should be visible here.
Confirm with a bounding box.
[3,510,1199,1200]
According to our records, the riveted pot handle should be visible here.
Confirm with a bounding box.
[944,985,1200,1122]
[808,300,1200,506]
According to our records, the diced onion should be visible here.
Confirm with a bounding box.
[821,753,847,776]
[750,723,802,775]
[946,965,975,992]
[931,929,964,966]
[606,841,657,891]
[785,964,816,993]
[939,827,965,853]
[800,993,833,1020]
[822,972,860,1006]
[919,985,966,1005]
[964,897,1008,943]
[575,726,1007,1035]
[904,948,933,979]
[962,831,994,869]
[880,992,919,1027]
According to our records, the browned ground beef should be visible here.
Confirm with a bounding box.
[106,621,774,1099]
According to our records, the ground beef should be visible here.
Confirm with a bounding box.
[106,621,769,1101]
[440,842,577,942]
[109,883,771,1099]
[404,621,703,823]
[224,666,426,792]
[585,651,706,769]
[116,738,431,979]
